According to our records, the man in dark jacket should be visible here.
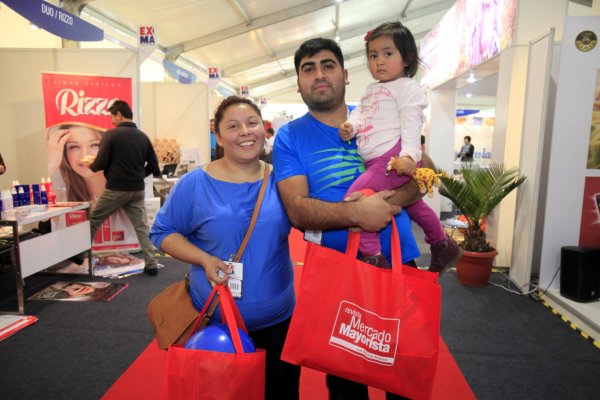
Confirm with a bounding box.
[85,100,161,275]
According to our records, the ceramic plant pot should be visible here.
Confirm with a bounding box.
[456,248,498,286]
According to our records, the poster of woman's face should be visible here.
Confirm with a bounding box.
[47,124,105,203]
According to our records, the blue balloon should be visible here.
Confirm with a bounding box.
[184,322,256,353]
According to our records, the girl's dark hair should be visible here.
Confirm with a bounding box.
[366,21,420,78]
[213,96,263,134]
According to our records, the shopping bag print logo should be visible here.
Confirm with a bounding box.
[329,300,399,366]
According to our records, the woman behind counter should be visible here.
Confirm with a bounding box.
[149,96,300,399]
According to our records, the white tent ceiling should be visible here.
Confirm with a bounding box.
[64,0,455,97]
[50,0,592,100]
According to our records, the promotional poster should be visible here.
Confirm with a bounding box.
[579,177,600,248]
[41,72,140,252]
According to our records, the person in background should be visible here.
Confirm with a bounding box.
[458,135,474,161]
[0,152,5,175]
[210,118,225,160]
[82,100,161,276]
[209,118,217,161]
[273,36,431,400]
[262,127,275,164]
[150,96,300,399]
[339,21,461,272]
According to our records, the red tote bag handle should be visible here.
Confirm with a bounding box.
[345,189,404,275]
[187,284,251,354]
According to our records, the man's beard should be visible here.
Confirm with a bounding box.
[300,85,345,112]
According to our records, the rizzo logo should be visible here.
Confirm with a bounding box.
[41,72,132,130]
[329,301,399,366]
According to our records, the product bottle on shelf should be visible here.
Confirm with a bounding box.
[45,177,56,204]
[40,185,48,205]
[17,185,27,206]
[12,187,20,208]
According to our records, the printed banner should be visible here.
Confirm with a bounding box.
[2,0,103,42]
[579,177,600,247]
[41,72,139,252]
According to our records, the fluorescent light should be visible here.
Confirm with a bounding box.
[465,93,473,98]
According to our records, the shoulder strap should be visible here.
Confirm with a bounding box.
[234,162,270,261]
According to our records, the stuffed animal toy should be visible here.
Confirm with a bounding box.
[386,157,445,197]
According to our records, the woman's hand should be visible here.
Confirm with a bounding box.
[47,127,71,175]
[203,255,231,287]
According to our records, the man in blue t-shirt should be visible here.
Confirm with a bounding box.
[272,38,434,400]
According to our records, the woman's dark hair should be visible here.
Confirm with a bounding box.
[294,38,345,74]
[366,21,420,78]
[108,99,133,119]
[213,96,263,135]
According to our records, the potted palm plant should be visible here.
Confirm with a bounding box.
[437,163,526,286]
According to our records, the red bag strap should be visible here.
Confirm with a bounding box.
[187,285,250,354]
[345,189,403,274]
[217,285,247,354]
[188,285,220,335]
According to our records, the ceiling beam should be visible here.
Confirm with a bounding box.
[229,25,429,90]
[165,0,340,60]
[222,0,453,75]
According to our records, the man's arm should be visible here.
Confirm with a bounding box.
[386,152,436,207]
[277,175,400,233]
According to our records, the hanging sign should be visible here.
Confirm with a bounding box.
[240,85,250,97]
[163,59,197,84]
[259,97,267,109]
[138,26,157,63]
[2,0,103,41]
[139,26,156,45]
[208,67,220,89]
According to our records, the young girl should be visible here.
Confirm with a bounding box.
[339,21,461,273]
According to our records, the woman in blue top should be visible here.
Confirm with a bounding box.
[150,96,300,399]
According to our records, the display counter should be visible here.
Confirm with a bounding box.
[0,202,92,314]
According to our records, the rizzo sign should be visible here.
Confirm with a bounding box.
[41,72,132,130]
[2,0,103,41]
[329,301,400,366]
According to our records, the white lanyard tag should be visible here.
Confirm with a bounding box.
[221,261,244,298]
[304,229,323,245]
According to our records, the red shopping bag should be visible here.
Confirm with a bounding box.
[281,219,441,399]
[162,285,266,400]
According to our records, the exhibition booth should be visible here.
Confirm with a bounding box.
[0,0,598,338]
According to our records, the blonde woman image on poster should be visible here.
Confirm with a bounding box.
[46,122,139,248]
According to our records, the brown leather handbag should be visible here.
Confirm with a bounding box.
[147,163,270,350]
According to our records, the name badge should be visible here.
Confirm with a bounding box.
[304,229,323,245]
[219,261,244,298]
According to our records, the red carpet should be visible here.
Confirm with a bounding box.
[103,337,473,400]
[103,229,475,399]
